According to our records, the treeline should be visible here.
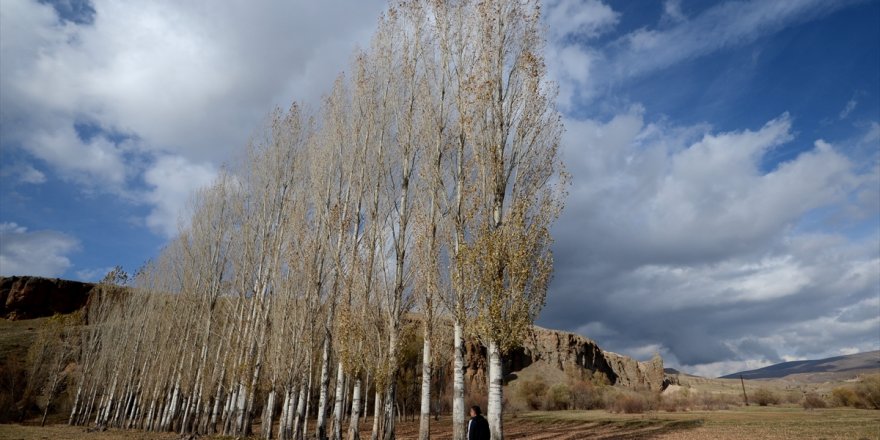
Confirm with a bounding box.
[66,1,565,440]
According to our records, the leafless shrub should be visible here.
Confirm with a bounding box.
[802,392,827,410]
[856,374,880,409]
[752,388,779,406]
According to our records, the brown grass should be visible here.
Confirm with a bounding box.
[2,407,877,440]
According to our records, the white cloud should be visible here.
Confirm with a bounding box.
[74,266,115,282]
[611,0,858,80]
[661,0,686,25]
[18,164,46,184]
[543,107,879,370]
[142,155,216,238]
[0,222,79,277]
[543,0,863,105]
[1,0,386,164]
[0,163,47,184]
[687,359,773,379]
[542,0,617,109]
[544,0,619,41]
[839,99,858,119]
[1,0,386,234]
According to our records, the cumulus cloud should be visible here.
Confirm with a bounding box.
[1,0,386,234]
[143,155,216,238]
[541,109,879,376]
[0,222,79,277]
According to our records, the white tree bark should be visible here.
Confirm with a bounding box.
[452,321,465,440]
[370,391,381,440]
[293,383,307,440]
[316,336,332,440]
[418,326,431,440]
[263,389,276,440]
[347,377,362,440]
[332,363,345,440]
[486,340,503,440]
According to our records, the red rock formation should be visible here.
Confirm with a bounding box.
[1,276,96,320]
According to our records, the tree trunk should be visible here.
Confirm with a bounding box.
[487,340,503,440]
[316,335,332,440]
[347,377,362,440]
[332,362,345,440]
[264,389,277,440]
[381,330,399,440]
[370,391,381,440]
[418,324,431,440]
[452,321,465,440]
[293,384,307,440]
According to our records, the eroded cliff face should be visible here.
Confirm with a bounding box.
[1,276,96,320]
[463,326,668,391]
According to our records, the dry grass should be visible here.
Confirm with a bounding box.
[2,407,877,440]
[0,424,180,440]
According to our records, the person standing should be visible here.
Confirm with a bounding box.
[467,405,490,440]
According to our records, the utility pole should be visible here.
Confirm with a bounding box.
[740,375,749,406]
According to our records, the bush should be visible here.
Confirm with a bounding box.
[710,391,743,410]
[544,384,571,410]
[659,387,691,412]
[516,378,547,410]
[831,387,862,408]
[570,380,606,410]
[782,389,804,404]
[752,388,779,406]
[802,392,827,410]
[856,374,880,409]
[606,389,656,414]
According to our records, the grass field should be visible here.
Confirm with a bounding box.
[522,407,880,439]
[1,407,877,439]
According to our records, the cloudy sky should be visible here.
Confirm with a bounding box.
[1,0,878,377]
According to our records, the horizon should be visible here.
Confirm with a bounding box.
[1,0,878,380]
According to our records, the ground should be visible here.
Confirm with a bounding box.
[1,407,877,440]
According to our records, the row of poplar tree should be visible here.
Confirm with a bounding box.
[67,1,566,439]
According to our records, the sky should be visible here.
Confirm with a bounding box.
[1,0,878,378]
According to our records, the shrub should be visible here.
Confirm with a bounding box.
[802,392,827,410]
[752,388,779,406]
[831,387,862,408]
[699,391,741,410]
[856,374,880,410]
[516,378,548,410]
[782,390,804,404]
[570,380,606,410]
[544,384,571,410]
[606,389,655,414]
[659,387,691,412]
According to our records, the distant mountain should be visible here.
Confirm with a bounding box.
[720,351,880,380]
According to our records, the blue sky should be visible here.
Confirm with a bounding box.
[1,0,878,377]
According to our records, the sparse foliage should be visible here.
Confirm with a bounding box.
[68,2,564,440]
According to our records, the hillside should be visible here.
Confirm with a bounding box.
[720,351,880,382]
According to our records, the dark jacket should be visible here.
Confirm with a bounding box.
[468,414,490,440]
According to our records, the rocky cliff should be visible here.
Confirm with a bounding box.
[463,326,668,392]
[1,276,96,320]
